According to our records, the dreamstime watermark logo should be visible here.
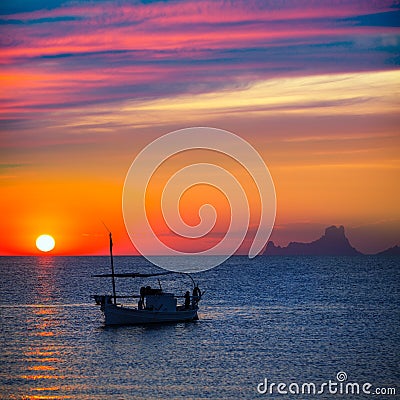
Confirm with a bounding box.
[122,127,276,273]
[257,371,397,396]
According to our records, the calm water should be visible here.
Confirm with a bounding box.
[0,256,399,399]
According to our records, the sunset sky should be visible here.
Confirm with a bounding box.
[1,0,399,255]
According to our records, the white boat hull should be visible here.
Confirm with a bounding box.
[102,302,199,326]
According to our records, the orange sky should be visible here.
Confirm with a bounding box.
[1,1,399,255]
[2,71,399,255]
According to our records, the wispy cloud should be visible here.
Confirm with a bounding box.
[1,0,398,126]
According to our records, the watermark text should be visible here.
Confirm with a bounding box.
[257,372,396,396]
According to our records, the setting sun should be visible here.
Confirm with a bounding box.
[36,235,56,253]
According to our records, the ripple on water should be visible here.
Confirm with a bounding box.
[0,256,399,399]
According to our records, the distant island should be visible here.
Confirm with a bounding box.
[264,225,397,256]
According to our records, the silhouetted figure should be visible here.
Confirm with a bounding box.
[193,286,201,298]
[138,298,143,310]
[192,285,201,307]
[184,291,190,309]
[140,286,145,302]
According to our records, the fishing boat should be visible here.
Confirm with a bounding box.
[92,233,202,326]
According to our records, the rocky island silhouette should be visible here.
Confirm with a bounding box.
[264,225,397,256]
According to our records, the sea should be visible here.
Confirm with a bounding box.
[0,255,399,399]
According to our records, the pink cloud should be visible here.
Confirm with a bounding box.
[1,0,398,123]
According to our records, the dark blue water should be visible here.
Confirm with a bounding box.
[0,256,399,399]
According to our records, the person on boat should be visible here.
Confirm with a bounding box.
[184,291,191,309]
[192,285,201,307]
[140,286,145,302]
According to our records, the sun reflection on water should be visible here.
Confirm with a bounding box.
[20,301,66,399]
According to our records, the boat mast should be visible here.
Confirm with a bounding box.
[109,232,117,304]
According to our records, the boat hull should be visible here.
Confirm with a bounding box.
[102,303,199,326]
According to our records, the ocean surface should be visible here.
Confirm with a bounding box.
[0,255,399,399]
